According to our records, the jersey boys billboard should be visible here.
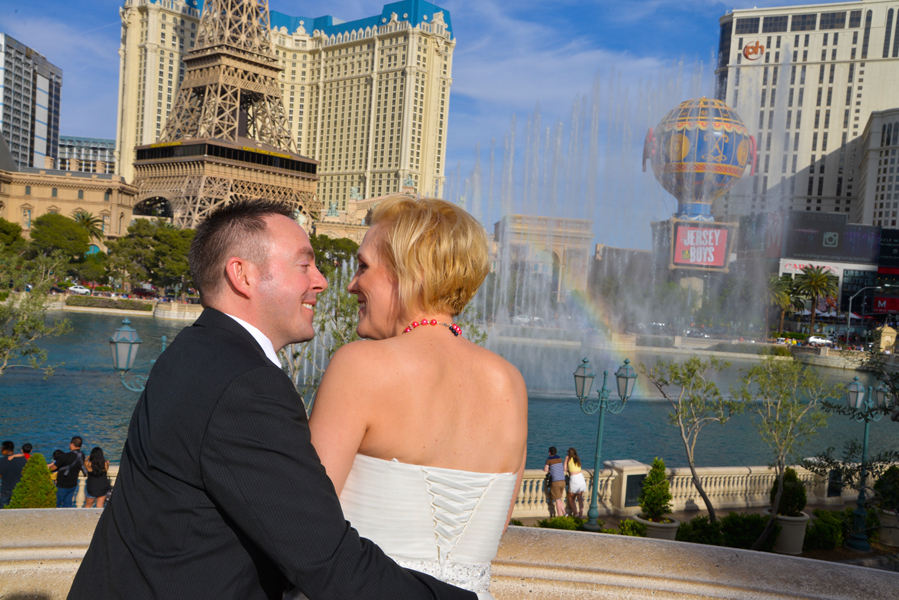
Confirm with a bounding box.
[674,226,729,267]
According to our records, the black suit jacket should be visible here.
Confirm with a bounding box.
[69,308,476,600]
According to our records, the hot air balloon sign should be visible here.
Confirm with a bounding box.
[643,97,756,222]
[643,97,754,273]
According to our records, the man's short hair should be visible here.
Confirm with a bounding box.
[52,449,63,461]
[1,441,13,453]
[369,196,488,318]
[71,436,83,448]
[22,443,32,453]
[189,200,295,305]
[548,446,557,455]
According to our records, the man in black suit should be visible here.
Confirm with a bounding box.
[69,201,475,600]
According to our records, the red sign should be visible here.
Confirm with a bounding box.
[874,297,899,313]
[673,226,729,267]
[743,41,765,61]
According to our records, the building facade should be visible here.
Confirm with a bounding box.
[58,136,117,175]
[116,0,454,208]
[0,136,137,249]
[0,33,63,170]
[854,108,899,227]
[715,0,899,220]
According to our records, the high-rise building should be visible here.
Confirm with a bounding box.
[116,0,455,207]
[58,136,117,174]
[714,0,899,220]
[0,33,63,169]
[854,107,899,226]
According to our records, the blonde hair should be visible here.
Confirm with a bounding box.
[369,196,489,317]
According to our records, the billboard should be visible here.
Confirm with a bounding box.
[669,220,737,271]
[873,296,899,313]
[782,212,880,264]
[879,229,899,269]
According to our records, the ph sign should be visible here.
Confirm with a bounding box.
[742,41,765,61]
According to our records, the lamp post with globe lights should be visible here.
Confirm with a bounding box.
[109,319,166,392]
[573,358,638,532]
[838,377,893,552]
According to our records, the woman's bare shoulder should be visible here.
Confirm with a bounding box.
[468,343,527,397]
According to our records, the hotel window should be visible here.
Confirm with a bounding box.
[22,209,31,228]
[861,11,873,58]
[763,15,789,33]
[24,185,30,195]
[51,188,57,198]
[819,12,847,30]
[735,18,760,34]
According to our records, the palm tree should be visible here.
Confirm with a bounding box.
[72,210,104,244]
[765,274,789,338]
[794,266,839,335]
[775,276,805,334]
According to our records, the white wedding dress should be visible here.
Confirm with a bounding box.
[288,454,517,599]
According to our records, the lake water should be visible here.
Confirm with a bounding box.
[1,312,896,470]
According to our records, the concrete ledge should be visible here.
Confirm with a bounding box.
[4,510,897,599]
[493,527,898,599]
[153,303,203,321]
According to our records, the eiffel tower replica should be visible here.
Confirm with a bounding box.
[132,0,320,229]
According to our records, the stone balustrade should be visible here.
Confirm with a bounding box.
[513,461,857,519]
[2,510,896,599]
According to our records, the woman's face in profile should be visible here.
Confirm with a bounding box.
[348,225,399,339]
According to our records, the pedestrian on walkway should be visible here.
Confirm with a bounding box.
[544,446,566,518]
[50,436,86,508]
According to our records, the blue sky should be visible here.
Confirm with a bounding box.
[0,0,848,246]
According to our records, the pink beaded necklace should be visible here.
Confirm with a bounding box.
[403,318,462,337]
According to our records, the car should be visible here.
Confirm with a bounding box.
[68,285,91,295]
[686,330,710,339]
[131,288,158,299]
[807,336,832,347]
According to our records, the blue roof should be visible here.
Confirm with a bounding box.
[271,0,453,40]
[139,0,452,39]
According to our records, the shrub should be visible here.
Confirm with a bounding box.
[839,507,882,544]
[720,512,780,552]
[536,516,585,531]
[509,519,524,527]
[66,296,154,311]
[759,346,792,357]
[874,465,899,513]
[778,332,808,341]
[803,509,845,551]
[94,285,113,292]
[617,519,647,537]
[676,515,724,546]
[636,335,674,349]
[639,457,673,522]
[770,467,807,517]
[5,453,56,509]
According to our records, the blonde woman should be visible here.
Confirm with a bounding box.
[308,197,528,600]
[565,447,586,519]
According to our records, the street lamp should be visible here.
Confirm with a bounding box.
[573,357,638,532]
[843,376,891,552]
[109,318,166,392]
[847,285,889,344]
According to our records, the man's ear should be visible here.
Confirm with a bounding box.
[224,256,255,299]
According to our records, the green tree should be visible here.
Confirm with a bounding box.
[0,218,26,254]
[638,457,673,522]
[776,276,805,334]
[5,453,56,509]
[309,235,359,276]
[105,219,161,290]
[0,251,72,377]
[794,265,838,334]
[640,356,742,523]
[73,252,109,284]
[733,357,840,549]
[28,213,89,257]
[71,210,105,244]
[151,226,195,297]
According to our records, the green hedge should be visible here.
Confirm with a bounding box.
[777,332,808,340]
[66,296,154,311]
[636,335,674,349]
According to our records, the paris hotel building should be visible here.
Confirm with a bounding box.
[115,0,454,209]
[715,0,899,226]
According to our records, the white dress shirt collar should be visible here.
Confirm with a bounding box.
[223,313,282,368]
